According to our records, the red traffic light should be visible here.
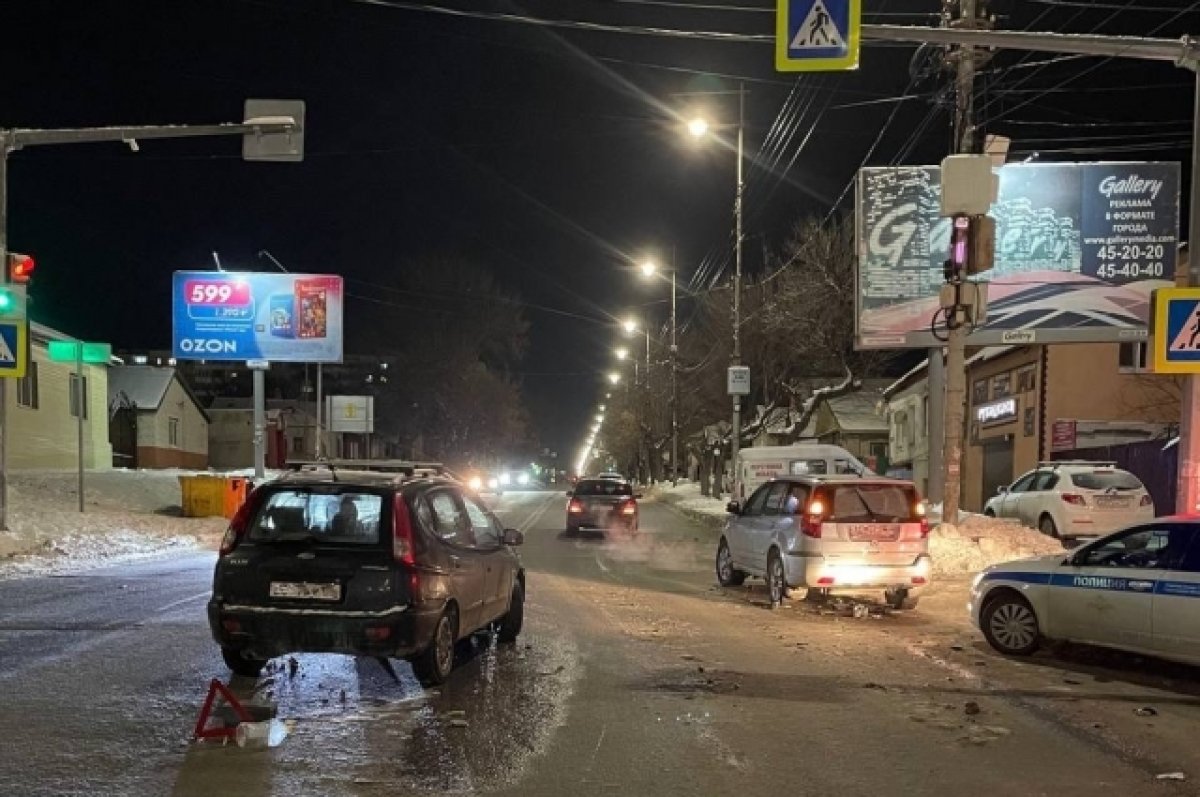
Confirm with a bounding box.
[8,253,34,284]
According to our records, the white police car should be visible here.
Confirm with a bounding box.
[970,518,1200,664]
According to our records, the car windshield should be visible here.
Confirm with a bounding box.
[827,484,917,523]
[248,488,384,544]
[575,480,633,497]
[1069,471,1142,491]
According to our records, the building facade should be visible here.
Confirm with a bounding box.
[108,366,209,469]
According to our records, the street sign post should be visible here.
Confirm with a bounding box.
[0,321,26,379]
[727,366,751,396]
[1152,288,1200,374]
[776,0,861,72]
[47,340,111,513]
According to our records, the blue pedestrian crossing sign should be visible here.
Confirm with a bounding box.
[776,0,861,73]
[0,321,27,379]
[1152,288,1200,374]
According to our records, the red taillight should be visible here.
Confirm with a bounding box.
[620,499,637,516]
[919,518,931,538]
[221,618,241,633]
[392,494,416,566]
[1062,493,1087,506]
[914,498,930,537]
[364,626,392,641]
[801,494,826,538]
[568,498,584,514]
[1140,495,1153,507]
[219,492,258,556]
[816,576,835,586]
[911,576,928,586]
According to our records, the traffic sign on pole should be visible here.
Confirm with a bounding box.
[0,321,26,378]
[776,0,861,72]
[1152,288,1200,374]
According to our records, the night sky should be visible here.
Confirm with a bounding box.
[3,0,1198,455]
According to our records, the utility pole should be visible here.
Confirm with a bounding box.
[939,0,988,525]
[670,248,679,486]
[730,82,746,500]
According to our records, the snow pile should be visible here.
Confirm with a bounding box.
[929,515,1064,576]
[653,481,731,524]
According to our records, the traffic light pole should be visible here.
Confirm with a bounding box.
[0,113,299,531]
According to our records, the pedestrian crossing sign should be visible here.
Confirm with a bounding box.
[1152,288,1200,373]
[776,0,861,73]
[0,321,27,379]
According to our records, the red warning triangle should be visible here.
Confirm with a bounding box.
[193,678,253,741]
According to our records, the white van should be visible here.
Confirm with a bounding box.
[736,444,871,500]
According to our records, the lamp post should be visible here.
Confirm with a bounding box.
[685,83,746,498]
[639,257,679,485]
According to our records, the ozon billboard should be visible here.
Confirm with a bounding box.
[855,162,1180,349]
[172,271,344,363]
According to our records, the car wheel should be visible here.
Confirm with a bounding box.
[221,647,267,679]
[983,508,996,518]
[766,548,786,608]
[981,593,1041,656]
[565,525,578,538]
[715,538,745,587]
[497,582,524,644]
[412,608,457,686]
[1039,514,1060,539]
[885,588,919,611]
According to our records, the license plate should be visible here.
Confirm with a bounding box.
[1094,496,1130,509]
[847,523,900,542]
[270,581,341,601]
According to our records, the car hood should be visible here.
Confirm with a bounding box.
[984,552,1070,574]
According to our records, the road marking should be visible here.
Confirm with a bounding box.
[155,591,210,613]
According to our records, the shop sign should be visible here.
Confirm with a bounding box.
[976,397,1018,426]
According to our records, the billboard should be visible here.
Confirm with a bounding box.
[172,272,344,362]
[856,162,1180,349]
[326,395,374,434]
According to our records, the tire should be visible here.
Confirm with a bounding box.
[1039,514,1060,539]
[885,588,920,611]
[412,608,457,686]
[715,538,745,587]
[983,508,996,518]
[981,592,1041,656]
[565,525,578,538]
[497,582,524,643]
[766,548,786,607]
[221,647,267,679]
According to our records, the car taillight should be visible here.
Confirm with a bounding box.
[801,496,826,539]
[568,498,584,514]
[1140,495,1153,507]
[914,499,930,538]
[1061,493,1087,506]
[392,494,416,566]
[219,493,258,557]
[620,499,637,516]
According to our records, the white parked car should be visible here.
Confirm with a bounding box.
[970,518,1200,665]
[983,461,1153,540]
[717,475,931,610]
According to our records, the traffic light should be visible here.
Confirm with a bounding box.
[0,284,27,320]
[7,253,33,284]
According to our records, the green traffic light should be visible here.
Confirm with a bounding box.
[0,290,12,313]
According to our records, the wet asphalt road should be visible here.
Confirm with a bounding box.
[1,490,1198,796]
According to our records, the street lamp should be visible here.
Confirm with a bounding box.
[682,84,746,499]
[615,347,628,361]
[607,372,621,385]
[622,318,638,335]
[638,253,680,485]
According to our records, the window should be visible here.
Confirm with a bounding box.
[16,362,38,409]
[1118,342,1149,372]
[248,489,383,544]
[291,436,305,454]
[463,496,502,549]
[1176,528,1200,573]
[762,482,790,516]
[992,373,1011,399]
[1030,472,1059,492]
[743,484,773,516]
[1008,472,1038,493]
[1016,365,1036,393]
[1077,526,1184,570]
[69,374,88,419]
[1023,407,1036,437]
[428,491,472,545]
[1069,470,1143,491]
[168,417,180,447]
[869,441,888,459]
[783,483,810,515]
[789,459,828,476]
[972,380,988,404]
[574,480,633,497]
[826,483,920,523]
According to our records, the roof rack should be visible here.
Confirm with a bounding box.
[280,459,457,484]
[1038,460,1117,469]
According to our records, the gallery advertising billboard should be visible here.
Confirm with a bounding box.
[172,271,344,362]
[855,162,1180,349]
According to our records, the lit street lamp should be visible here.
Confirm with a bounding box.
[607,372,621,385]
[638,256,680,485]
[686,117,709,139]
[615,347,628,361]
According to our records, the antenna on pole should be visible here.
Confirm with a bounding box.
[211,251,224,272]
[258,250,289,273]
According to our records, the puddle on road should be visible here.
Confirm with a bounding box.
[176,631,581,796]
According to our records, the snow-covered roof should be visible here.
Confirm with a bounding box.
[109,366,207,420]
[883,346,1020,398]
[824,391,888,433]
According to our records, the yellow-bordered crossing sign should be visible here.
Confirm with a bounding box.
[776,0,861,73]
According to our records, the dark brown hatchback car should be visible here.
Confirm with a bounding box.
[208,462,525,686]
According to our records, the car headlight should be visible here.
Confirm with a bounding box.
[499,472,512,486]
[468,476,483,491]
[488,478,500,490]
[517,473,531,486]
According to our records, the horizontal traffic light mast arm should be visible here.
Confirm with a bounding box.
[862,25,1200,70]
[3,120,298,151]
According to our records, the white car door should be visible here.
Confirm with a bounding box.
[1016,471,1058,529]
[1049,525,1162,651]
[730,485,772,570]
[1148,524,1200,662]
[997,472,1036,519]
[749,482,791,566]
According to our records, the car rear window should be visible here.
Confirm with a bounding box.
[789,459,828,475]
[575,480,633,497]
[826,484,918,523]
[249,488,384,544]
[1069,471,1143,491]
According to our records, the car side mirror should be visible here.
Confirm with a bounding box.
[502,528,524,546]
[997,486,1009,495]
[726,501,741,515]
